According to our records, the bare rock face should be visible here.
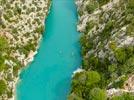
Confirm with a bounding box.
[124,75,134,92]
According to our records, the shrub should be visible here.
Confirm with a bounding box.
[112,93,134,100]
[0,36,8,53]
[86,71,101,86]
[86,1,98,13]
[114,48,126,64]
[0,80,7,95]
[90,88,107,100]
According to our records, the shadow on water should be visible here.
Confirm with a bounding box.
[53,77,71,100]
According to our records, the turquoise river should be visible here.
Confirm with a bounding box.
[16,0,81,100]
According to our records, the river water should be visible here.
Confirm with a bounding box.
[17,0,81,100]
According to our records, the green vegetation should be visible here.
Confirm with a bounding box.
[98,0,110,6]
[34,25,44,34]
[86,1,98,14]
[69,71,101,99]
[112,93,134,100]
[0,36,8,53]
[0,36,9,72]
[90,88,107,100]
[69,0,134,99]
[0,80,7,95]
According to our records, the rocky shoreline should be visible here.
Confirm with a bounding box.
[0,0,51,99]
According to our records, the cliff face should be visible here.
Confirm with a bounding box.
[0,0,50,99]
[69,0,134,99]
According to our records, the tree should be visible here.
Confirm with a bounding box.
[0,36,8,53]
[68,93,84,100]
[98,0,110,6]
[86,71,101,86]
[71,72,87,97]
[126,24,134,36]
[86,4,95,14]
[90,88,107,100]
[70,71,101,99]
[114,48,126,64]
[34,25,44,34]
[126,0,134,14]
[86,1,98,14]
[112,93,134,100]
[0,80,7,95]
[126,14,133,23]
